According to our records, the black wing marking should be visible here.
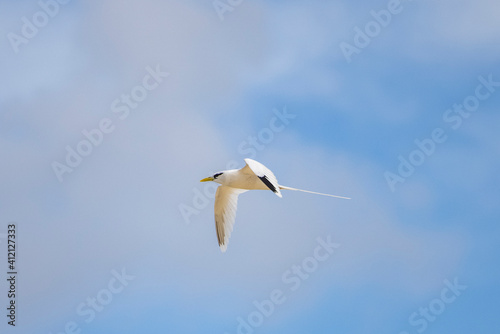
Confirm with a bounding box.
[258,175,278,193]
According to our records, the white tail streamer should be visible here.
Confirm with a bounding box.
[279,185,351,200]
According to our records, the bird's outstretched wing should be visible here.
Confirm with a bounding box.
[242,158,282,197]
[214,186,247,252]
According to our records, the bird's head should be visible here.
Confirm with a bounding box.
[200,172,224,184]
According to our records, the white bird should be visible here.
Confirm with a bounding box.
[200,158,350,252]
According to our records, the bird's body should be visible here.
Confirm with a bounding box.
[200,158,350,252]
[213,169,271,191]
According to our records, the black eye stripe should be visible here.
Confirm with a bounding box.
[214,172,223,179]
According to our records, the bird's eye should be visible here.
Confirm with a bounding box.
[214,172,223,179]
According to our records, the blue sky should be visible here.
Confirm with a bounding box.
[1,0,499,333]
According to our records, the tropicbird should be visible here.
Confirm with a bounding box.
[200,158,350,252]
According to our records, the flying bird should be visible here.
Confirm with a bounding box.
[200,158,350,252]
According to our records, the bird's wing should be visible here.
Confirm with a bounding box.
[214,186,247,252]
[242,158,282,197]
